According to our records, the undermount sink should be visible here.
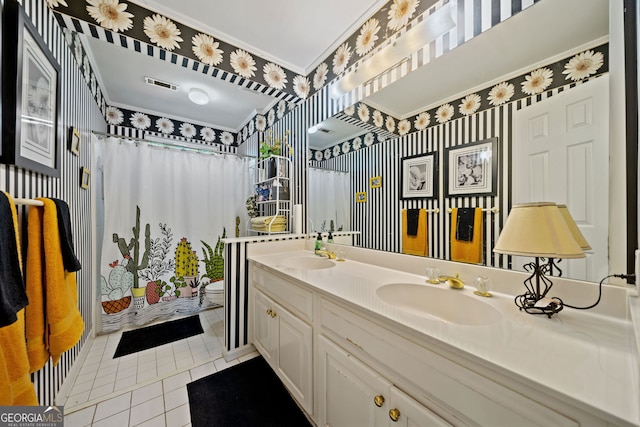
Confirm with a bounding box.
[376,283,501,326]
[280,256,335,270]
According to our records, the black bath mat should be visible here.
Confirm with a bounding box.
[187,356,312,427]
[113,315,203,358]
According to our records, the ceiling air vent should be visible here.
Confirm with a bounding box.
[144,76,178,91]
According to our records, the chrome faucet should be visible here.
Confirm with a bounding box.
[315,249,336,259]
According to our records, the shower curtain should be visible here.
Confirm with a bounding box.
[96,136,251,333]
[308,168,350,233]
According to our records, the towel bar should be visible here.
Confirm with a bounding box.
[446,207,499,214]
[13,198,44,206]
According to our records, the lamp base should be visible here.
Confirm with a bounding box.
[514,292,563,318]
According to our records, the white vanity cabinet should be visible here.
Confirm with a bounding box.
[317,334,451,427]
[249,256,635,427]
[250,266,313,414]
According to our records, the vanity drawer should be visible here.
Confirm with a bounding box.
[319,298,579,427]
[251,264,313,322]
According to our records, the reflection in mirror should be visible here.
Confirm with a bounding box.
[308,168,350,233]
[308,0,618,283]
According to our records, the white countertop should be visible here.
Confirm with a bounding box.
[249,249,640,426]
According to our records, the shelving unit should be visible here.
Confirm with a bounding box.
[248,155,291,234]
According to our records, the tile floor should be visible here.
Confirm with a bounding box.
[62,307,259,427]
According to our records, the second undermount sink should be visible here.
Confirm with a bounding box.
[376,283,501,326]
[280,256,335,270]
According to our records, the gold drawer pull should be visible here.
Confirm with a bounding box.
[373,395,385,407]
[266,309,272,316]
[389,408,400,422]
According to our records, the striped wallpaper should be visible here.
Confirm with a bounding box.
[0,0,106,405]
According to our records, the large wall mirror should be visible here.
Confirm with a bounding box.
[308,0,626,284]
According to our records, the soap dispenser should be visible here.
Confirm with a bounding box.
[315,232,323,252]
[327,231,334,243]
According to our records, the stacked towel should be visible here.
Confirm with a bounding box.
[25,198,84,369]
[251,215,287,232]
[0,192,38,405]
[450,207,483,264]
[401,209,428,256]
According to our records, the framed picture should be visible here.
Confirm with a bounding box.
[444,137,498,197]
[69,127,81,156]
[355,192,367,203]
[80,167,91,189]
[370,176,382,188]
[400,152,438,199]
[1,0,61,177]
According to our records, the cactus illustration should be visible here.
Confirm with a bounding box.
[112,206,150,289]
[175,238,199,278]
[201,228,226,281]
[101,258,134,300]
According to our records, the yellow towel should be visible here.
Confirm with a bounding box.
[34,198,84,365]
[0,193,38,404]
[401,209,428,256]
[25,204,49,372]
[0,310,39,405]
[450,207,483,264]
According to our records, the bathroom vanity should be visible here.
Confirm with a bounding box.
[248,244,639,426]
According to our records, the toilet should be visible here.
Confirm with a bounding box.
[204,280,224,306]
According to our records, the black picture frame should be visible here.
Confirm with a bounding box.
[444,137,498,198]
[1,0,61,177]
[400,152,438,199]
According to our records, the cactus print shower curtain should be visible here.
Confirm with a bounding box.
[96,136,251,333]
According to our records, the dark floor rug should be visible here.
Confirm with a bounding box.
[113,315,203,358]
[187,356,312,427]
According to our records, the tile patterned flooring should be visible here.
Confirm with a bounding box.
[62,308,259,427]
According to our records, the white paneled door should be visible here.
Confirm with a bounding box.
[513,75,609,282]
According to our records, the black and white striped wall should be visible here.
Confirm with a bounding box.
[0,0,106,405]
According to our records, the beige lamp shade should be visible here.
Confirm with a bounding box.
[557,204,592,251]
[493,202,585,258]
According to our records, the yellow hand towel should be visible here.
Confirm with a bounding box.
[0,310,39,405]
[37,198,84,365]
[25,204,49,372]
[450,207,483,264]
[0,192,37,405]
[401,209,428,256]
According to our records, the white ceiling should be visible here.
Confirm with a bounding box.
[80,0,608,146]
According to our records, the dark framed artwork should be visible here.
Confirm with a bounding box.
[1,0,61,177]
[400,152,438,199]
[444,137,498,198]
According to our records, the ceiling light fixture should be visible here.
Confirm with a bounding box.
[308,125,318,134]
[188,88,209,105]
[330,1,456,99]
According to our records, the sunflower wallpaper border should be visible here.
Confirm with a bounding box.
[48,0,441,102]
[310,43,609,162]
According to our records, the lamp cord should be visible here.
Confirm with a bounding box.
[563,274,634,310]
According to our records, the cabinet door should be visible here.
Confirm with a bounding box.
[253,290,277,364]
[274,301,313,414]
[386,386,451,427]
[317,335,391,427]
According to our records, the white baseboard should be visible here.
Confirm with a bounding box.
[55,331,94,406]
[223,343,256,362]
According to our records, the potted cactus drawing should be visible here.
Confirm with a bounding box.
[101,257,134,314]
[175,238,200,297]
[201,228,225,283]
[156,277,187,301]
[112,206,150,309]
[139,223,175,305]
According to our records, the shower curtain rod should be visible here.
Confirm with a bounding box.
[92,131,256,159]
[309,165,349,174]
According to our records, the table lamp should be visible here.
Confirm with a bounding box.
[493,202,586,317]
